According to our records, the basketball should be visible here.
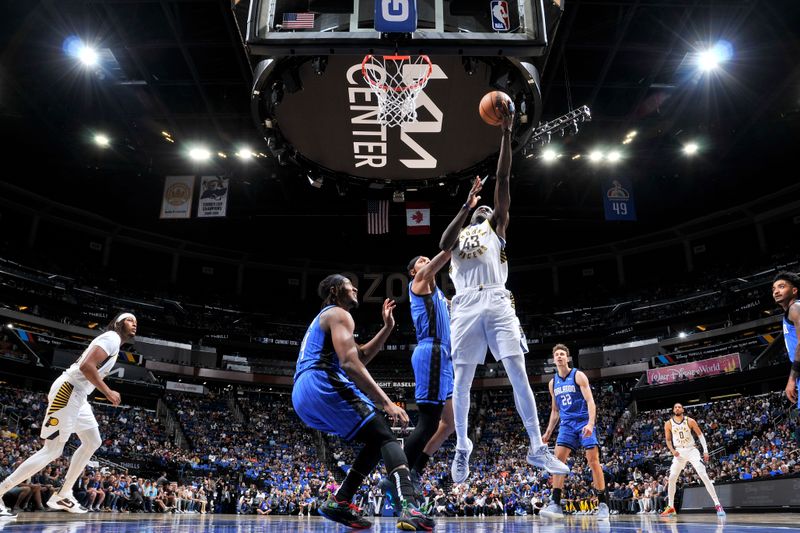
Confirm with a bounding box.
[479,91,514,126]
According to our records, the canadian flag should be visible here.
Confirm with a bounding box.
[405,202,431,235]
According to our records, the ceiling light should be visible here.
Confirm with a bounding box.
[542,149,558,162]
[189,147,211,161]
[589,150,604,162]
[683,142,699,156]
[93,134,110,147]
[78,45,99,67]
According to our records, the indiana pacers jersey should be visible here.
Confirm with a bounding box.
[64,331,121,394]
[784,306,798,362]
[409,283,451,346]
[670,417,695,448]
[450,219,508,293]
[295,305,339,379]
[553,368,588,422]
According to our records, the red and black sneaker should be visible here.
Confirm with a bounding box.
[318,495,372,529]
[397,500,435,531]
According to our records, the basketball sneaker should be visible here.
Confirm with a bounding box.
[317,496,371,529]
[660,506,677,517]
[396,499,435,531]
[715,504,726,517]
[450,438,473,483]
[540,502,564,519]
[596,502,610,521]
[526,444,570,475]
[0,499,16,519]
[47,492,89,514]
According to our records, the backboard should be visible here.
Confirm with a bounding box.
[247,0,560,57]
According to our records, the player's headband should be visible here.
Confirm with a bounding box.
[116,313,136,324]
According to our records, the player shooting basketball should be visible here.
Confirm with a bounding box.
[439,97,569,484]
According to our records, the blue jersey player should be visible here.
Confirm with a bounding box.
[292,274,434,530]
[380,251,456,511]
[772,272,800,406]
[540,344,609,521]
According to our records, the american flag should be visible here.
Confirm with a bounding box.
[367,200,389,235]
[282,12,315,29]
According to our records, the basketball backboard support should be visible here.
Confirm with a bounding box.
[246,0,561,57]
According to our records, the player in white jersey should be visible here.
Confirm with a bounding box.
[0,313,136,518]
[660,403,725,517]
[439,103,569,483]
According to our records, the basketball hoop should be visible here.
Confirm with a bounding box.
[362,55,433,127]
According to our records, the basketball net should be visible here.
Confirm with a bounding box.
[362,55,433,127]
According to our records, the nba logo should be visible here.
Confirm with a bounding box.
[490,0,510,31]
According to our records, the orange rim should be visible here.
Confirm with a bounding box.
[362,55,433,92]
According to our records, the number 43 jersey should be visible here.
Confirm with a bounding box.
[554,368,588,422]
[450,219,508,292]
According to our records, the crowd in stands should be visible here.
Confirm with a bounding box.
[1,378,799,518]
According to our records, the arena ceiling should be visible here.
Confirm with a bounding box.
[0,0,798,264]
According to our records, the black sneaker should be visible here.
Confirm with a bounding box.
[397,499,434,531]
[318,496,372,529]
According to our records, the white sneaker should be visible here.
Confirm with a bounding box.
[451,438,473,483]
[526,445,570,475]
[0,498,17,520]
[540,502,564,519]
[596,503,610,521]
[47,493,89,514]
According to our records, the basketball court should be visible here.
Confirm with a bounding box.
[4,513,800,533]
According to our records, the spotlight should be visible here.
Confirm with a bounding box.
[606,150,621,163]
[698,40,733,72]
[93,134,110,147]
[589,150,604,162]
[626,130,637,138]
[542,148,558,162]
[678,332,688,338]
[236,148,253,160]
[189,147,211,161]
[683,142,699,156]
[78,45,98,67]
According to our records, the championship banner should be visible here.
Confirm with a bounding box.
[197,176,229,218]
[603,177,637,221]
[646,353,741,385]
[406,202,431,235]
[160,176,194,219]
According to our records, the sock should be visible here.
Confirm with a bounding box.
[390,467,417,506]
[335,468,366,503]
[412,452,431,475]
[552,488,562,504]
[597,488,607,504]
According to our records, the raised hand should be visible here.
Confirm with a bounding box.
[466,176,483,209]
[382,298,396,329]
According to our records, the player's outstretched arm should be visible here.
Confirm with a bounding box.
[576,371,596,438]
[490,103,513,240]
[541,379,559,443]
[358,298,396,364]
[439,177,482,251]
[411,250,452,295]
[327,307,409,427]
